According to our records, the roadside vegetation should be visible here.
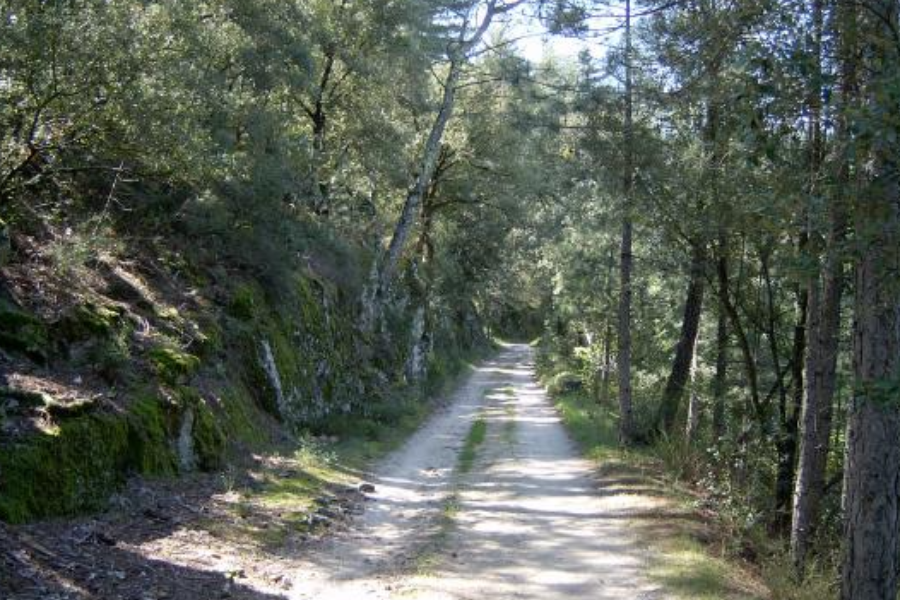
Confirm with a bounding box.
[548,386,769,599]
[3,0,900,597]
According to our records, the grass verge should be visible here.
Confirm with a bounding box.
[458,417,487,474]
[552,389,769,600]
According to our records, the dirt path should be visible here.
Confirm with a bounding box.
[287,343,667,599]
[1,344,669,600]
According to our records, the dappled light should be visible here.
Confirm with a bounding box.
[2,0,897,598]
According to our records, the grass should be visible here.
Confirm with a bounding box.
[407,415,489,578]
[458,417,487,474]
[551,389,769,600]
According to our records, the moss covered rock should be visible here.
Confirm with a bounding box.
[0,299,49,361]
[148,346,201,384]
[0,387,231,523]
[55,302,123,342]
[0,411,133,523]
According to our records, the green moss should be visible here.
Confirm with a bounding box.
[220,387,267,445]
[0,393,188,523]
[0,299,49,360]
[192,399,225,471]
[55,302,122,341]
[0,412,131,523]
[228,283,261,320]
[126,395,177,475]
[148,345,201,384]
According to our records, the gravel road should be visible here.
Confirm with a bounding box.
[288,344,666,600]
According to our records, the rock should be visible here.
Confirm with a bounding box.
[358,482,376,494]
[95,531,117,546]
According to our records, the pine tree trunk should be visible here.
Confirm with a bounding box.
[840,2,900,598]
[791,0,845,570]
[599,248,615,406]
[792,232,842,567]
[616,0,637,445]
[658,246,705,434]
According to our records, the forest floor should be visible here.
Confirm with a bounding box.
[1,344,763,599]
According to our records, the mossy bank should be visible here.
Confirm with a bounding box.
[0,231,491,523]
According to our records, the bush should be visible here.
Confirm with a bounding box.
[547,371,584,395]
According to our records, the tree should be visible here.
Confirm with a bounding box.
[790,0,846,571]
[373,0,526,303]
[839,0,900,597]
[616,0,637,444]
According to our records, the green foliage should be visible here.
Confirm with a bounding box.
[546,371,583,396]
[228,283,261,321]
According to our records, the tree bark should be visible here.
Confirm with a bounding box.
[378,59,462,294]
[840,2,900,598]
[685,344,702,443]
[712,298,728,438]
[599,246,615,406]
[775,284,807,532]
[658,245,706,434]
[616,0,636,445]
[791,0,846,570]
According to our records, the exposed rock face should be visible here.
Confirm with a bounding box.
[260,338,288,419]
[177,406,196,472]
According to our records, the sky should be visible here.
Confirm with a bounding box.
[495,4,619,65]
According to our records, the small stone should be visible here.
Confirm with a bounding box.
[358,482,376,494]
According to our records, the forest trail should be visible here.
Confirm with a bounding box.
[288,344,666,599]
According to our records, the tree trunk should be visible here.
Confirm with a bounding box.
[792,226,843,567]
[774,285,807,533]
[378,60,462,294]
[712,298,728,438]
[616,0,636,445]
[658,245,706,434]
[791,0,846,570]
[685,344,702,443]
[375,1,505,301]
[840,2,900,598]
[599,247,615,406]
[716,247,764,426]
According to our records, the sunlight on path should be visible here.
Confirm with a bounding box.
[287,344,666,600]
